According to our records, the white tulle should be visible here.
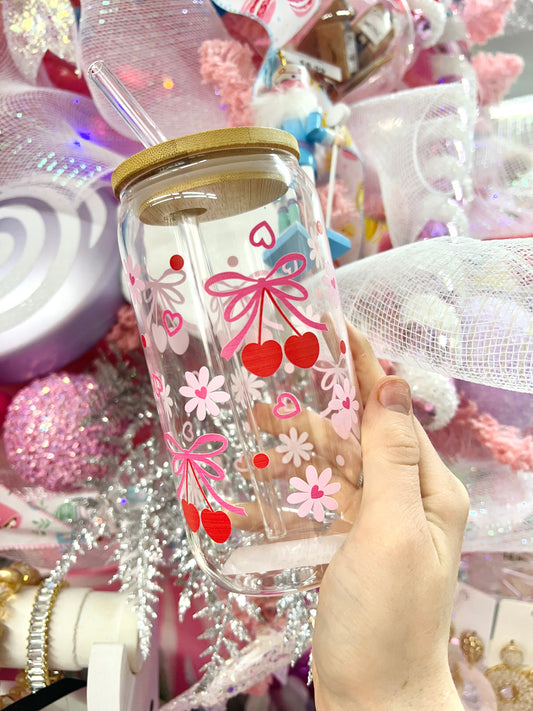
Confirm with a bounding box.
[337,235,533,393]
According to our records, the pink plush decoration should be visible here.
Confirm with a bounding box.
[462,0,515,44]
[472,51,525,105]
[316,179,359,233]
[199,39,257,127]
[105,303,141,351]
[429,395,533,473]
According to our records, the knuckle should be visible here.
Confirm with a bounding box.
[363,419,420,468]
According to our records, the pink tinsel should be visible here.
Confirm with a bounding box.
[472,51,525,106]
[429,395,533,473]
[316,179,359,233]
[199,39,257,127]
[462,0,515,44]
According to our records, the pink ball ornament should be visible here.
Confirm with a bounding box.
[3,372,118,492]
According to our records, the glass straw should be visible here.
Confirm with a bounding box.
[88,60,167,148]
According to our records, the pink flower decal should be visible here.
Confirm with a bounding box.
[288,466,340,523]
[124,255,145,304]
[164,432,245,543]
[179,366,230,421]
[204,253,327,361]
[322,262,340,309]
[322,377,360,440]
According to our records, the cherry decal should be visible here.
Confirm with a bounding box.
[284,332,320,369]
[201,509,232,543]
[181,499,200,532]
[242,340,282,377]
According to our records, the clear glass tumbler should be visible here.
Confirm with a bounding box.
[112,127,362,594]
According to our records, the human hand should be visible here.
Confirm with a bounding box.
[312,325,469,711]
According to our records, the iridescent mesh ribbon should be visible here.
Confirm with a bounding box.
[77,0,230,141]
[346,81,477,245]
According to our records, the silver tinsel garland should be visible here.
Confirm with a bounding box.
[74,346,316,704]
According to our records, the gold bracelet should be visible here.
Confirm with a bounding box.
[0,562,41,708]
[25,578,67,692]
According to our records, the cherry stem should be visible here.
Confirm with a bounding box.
[189,460,214,511]
[258,288,265,345]
[266,290,301,335]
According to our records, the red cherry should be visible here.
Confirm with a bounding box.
[181,499,200,532]
[241,340,282,376]
[201,509,232,543]
[284,332,320,369]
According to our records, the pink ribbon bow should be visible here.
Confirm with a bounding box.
[164,432,245,515]
[204,253,327,359]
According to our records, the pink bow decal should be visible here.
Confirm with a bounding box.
[164,432,245,515]
[204,253,327,359]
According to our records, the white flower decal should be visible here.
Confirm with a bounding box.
[230,369,265,406]
[179,366,230,421]
[275,427,314,467]
[287,466,340,522]
[307,233,325,269]
[152,373,173,420]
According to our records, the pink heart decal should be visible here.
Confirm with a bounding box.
[152,374,164,396]
[163,310,183,337]
[272,392,301,419]
[342,397,351,409]
[249,220,276,249]
[311,485,324,499]
[195,386,208,399]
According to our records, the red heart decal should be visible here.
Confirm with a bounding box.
[195,386,208,399]
[310,485,324,499]
[273,392,301,419]
[152,374,164,396]
[342,397,351,409]
[201,509,232,543]
[249,220,276,249]
[163,310,183,337]
[181,499,200,532]
[242,340,282,376]
[284,332,320,369]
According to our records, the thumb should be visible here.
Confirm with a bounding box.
[360,377,423,515]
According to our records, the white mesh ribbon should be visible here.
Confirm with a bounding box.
[337,235,533,393]
[78,0,230,141]
[347,81,477,245]
[469,96,533,240]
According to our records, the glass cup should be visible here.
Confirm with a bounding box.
[112,127,362,594]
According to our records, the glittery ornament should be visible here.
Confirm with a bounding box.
[4,0,78,84]
[3,372,118,491]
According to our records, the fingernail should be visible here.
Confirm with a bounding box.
[378,379,411,414]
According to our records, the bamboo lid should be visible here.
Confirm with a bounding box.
[111,126,300,198]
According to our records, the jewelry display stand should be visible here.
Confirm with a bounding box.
[0,587,159,711]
